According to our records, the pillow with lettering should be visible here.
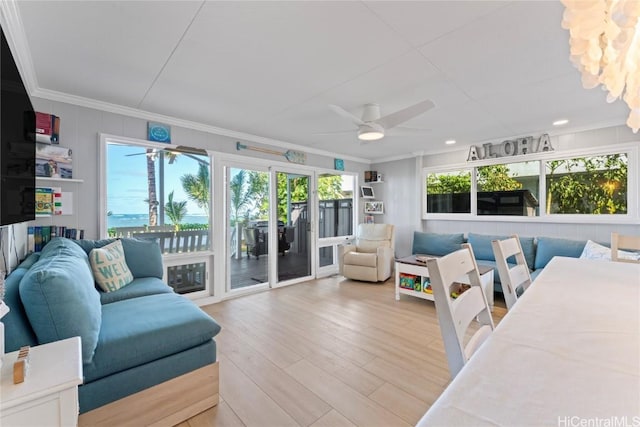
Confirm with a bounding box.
[89,240,134,292]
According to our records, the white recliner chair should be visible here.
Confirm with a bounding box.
[339,224,395,282]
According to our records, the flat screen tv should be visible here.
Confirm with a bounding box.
[1,26,35,226]
[360,185,375,199]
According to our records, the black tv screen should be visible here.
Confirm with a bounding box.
[1,26,35,226]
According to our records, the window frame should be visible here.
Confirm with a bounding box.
[422,142,639,224]
[99,134,215,299]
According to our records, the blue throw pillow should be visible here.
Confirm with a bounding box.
[19,238,102,363]
[534,237,587,270]
[121,238,163,278]
[412,232,464,256]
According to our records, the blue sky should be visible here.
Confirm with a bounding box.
[107,144,208,216]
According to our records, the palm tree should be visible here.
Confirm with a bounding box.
[230,169,253,225]
[165,191,187,231]
[146,149,158,226]
[181,163,210,215]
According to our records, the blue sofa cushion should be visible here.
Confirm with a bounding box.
[412,232,464,256]
[121,238,164,278]
[83,293,221,383]
[74,238,163,279]
[468,233,535,269]
[99,277,174,305]
[3,253,41,352]
[74,238,116,255]
[534,237,587,270]
[19,238,102,363]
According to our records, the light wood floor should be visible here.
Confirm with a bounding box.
[177,276,507,427]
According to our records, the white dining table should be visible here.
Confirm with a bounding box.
[416,256,640,427]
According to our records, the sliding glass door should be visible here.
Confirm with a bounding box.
[226,165,270,291]
[275,170,312,285]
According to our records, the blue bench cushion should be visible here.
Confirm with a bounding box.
[412,232,464,256]
[19,238,102,363]
[73,237,164,279]
[468,233,535,269]
[83,293,221,383]
[534,237,587,270]
[99,277,174,305]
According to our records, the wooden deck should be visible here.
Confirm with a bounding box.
[229,251,313,289]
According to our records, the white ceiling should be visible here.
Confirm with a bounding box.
[8,1,629,162]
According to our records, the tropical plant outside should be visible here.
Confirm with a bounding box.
[546,154,627,214]
[477,164,522,191]
[426,171,472,194]
[165,191,187,230]
[146,149,159,226]
[181,163,210,216]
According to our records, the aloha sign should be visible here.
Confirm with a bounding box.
[467,133,553,161]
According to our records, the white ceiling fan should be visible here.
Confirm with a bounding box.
[326,99,435,141]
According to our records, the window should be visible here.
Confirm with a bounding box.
[104,140,211,295]
[318,173,354,238]
[545,153,627,215]
[476,161,539,216]
[426,170,472,214]
[423,147,635,221]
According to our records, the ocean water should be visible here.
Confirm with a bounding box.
[108,214,208,228]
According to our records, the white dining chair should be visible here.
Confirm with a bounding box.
[491,235,532,310]
[426,243,495,379]
[611,232,640,264]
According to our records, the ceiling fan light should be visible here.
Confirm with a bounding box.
[358,130,385,141]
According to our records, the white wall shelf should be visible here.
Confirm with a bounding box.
[36,177,84,183]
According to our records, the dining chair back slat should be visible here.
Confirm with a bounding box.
[426,243,494,379]
[611,232,640,264]
[491,235,532,310]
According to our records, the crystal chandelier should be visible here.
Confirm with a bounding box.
[561,0,640,133]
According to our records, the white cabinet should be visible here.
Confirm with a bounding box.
[1,337,83,426]
[395,256,494,310]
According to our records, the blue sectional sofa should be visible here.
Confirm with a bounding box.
[411,231,588,292]
[3,237,221,422]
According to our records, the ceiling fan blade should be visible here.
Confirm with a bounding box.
[378,99,435,129]
[329,104,364,126]
[387,126,432,136]
[312,129,355,135]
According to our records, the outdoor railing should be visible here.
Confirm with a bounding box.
[111,227,209,254]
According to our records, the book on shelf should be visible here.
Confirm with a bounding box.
[27,227,35,253]
[33,226,42,252]
[28,226,85,253]
[35,112,60,144]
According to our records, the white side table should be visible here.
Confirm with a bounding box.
[1,337,83,427]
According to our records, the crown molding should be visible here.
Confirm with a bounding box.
[0,0,38,95]
[30,87,370,164]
